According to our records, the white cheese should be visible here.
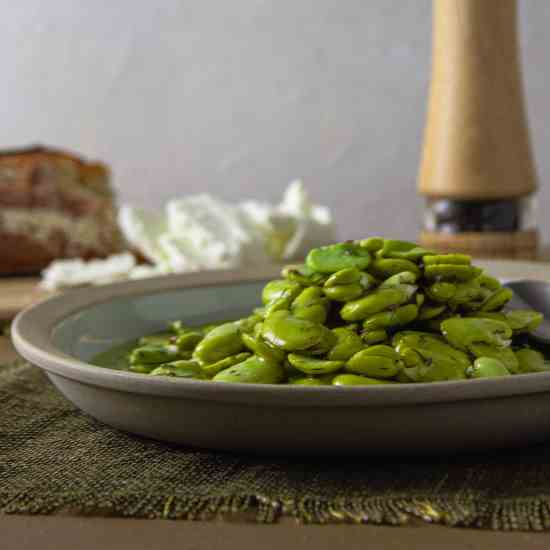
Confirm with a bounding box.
[41,253,136,290]
[157,233,203,272]
[267,180,336,260]
[166,194,253,268]
[117,205,168,265]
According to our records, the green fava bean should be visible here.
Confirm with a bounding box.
[236,314,263,334]
[129,363,155,374]
[253,307,266,319]
[362,311,395,330]
[323,283,364,302]
[281,264,326,286]
[393,332,471,367]
[467,311,508,324]
[505,310,543,333]
[149,360,206,379]
[130,345,181,365]
[396,367,420,383]
[241,333,285,364]
[467,357,511,378]
[426,282,456,302]
[515,348,548,373]
[441,318,512,351]
[358,237,384,252]
[478,274,501,291]
[346,345,402,378]
[324,267,362,287]
[288,354,345,375]
[394,303,419,325]
[398,346,422,367]
[378,240,433,261]
[393,330,441,348]
[201,352,252,376]
[306,243,371,274]
[361,329,388,345]
[379,271,419,287]
[264,296,294,317]
[448,281,483,307]
[262,310,328,351]
[362,304,418,330]
[294,303,329,324]
[328,327,364,361]
[352,344,397,360]
[415,357,467,382]
[359,272,379,290]
[340,285,415,321]
[332,374,394,386]
[418,304,446,321]
[253,321,264,339]
[303,330,337,357]
[290,375,334,386]
[291,287,329,324]
[468,343,519,373]
[370,258,421,278]
[424,264,482,282]
[262,279,303,305]
[292,286,327,307]
[139,332,174,346]
[480,287,513,312]
[213,356,285,384]
[175,331,203,351]
[423,254,471,266]
[193,322,244,364]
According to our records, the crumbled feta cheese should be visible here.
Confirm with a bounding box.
[166,195,249,269]
[41,253,136,290]
[267,180,335,260]
[118,206,168,265]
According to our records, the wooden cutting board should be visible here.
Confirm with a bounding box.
[1,259,550,322]
[0,278,52,321]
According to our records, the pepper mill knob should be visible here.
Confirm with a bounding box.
[418,0,538,258]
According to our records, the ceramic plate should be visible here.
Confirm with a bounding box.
[12,262,550,455]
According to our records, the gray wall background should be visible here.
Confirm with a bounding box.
[1,0,549,242]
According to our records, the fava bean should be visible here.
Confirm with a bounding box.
[332,374,395,386]
[467,357,510,378]
[306,243,371,274]
[515,348,548,374]
[213,356,285,384]
[262,311,329,351]
[130,345,181,365]
[288,354,345,375]
[193,323,244,364]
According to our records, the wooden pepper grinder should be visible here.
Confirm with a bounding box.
[418,0,538,259]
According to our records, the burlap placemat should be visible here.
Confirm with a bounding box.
[2,361,550,531]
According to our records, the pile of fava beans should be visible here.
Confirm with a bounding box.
[127,238,547,385]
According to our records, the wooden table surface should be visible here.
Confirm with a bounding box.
[3,259,550,549]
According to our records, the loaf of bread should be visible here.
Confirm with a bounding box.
[0,146,125,274]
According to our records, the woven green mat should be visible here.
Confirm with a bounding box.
[3,361,550,531]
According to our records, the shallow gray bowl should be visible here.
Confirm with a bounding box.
[11,267,550,455]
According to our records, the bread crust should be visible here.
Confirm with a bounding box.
[0,145,124,274]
